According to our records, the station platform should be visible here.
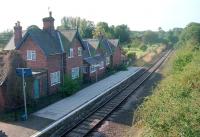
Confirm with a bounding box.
[33,67,141,120]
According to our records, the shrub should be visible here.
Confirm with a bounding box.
[126,51,136,64]
[60,75,81,96]
[140,44,148,51]
[172,53,193,72]
[116,64,128,71]
[134,43,200,137]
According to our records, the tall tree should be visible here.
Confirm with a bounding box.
[58,17,95,38]
[93,22,113,38]
[114,24,130,43]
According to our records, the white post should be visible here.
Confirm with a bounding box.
[22,69,28,120]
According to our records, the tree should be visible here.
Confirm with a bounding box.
[58,17,95,38]
[180,22,200,43]
[93,22,113,38]
[142,31,159,45]
[114,24,130,43]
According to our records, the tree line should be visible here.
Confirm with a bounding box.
[0,16,184,49]
[57,16,131,43]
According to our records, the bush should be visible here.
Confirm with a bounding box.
[134,43,200,137]
[60,75,81,96]
[126,51,136,64]
[140,44,148,51]
[116,64,128,71]
[172,53,193,72]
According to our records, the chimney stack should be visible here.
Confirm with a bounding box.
[14,21,22,47]
[42,11,55,32]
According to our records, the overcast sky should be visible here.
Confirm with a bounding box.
[0,0,200,31]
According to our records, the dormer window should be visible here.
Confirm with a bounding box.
[78,47,82,56]
[68,48,74,58]
[27,50,36,61]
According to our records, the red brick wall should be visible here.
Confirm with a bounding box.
[112,47,122,66]
[18,37,47,69]
[88,63,105,82]
[18,36,62,94]
[47,54,62,94]
[65,38,83,78]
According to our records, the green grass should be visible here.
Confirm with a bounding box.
[134,43,200,137]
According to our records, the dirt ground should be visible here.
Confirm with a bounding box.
[0,116,53,137]
[89,56,167,137]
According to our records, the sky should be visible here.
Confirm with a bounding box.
[0,0,200,32]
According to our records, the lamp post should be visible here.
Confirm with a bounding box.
[22,69,27,120]
[16,68,32,120]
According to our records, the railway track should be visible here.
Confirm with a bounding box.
[57,50,172,137]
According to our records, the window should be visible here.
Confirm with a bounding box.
[82,66,88,73]
[90,65,96,73]
[27,50,36,61]
[68,48,74,58]
[99,61,104,69]
[106,57,110,65]
[78,47,82,56]
[50,71,60,86]
[72,67,79,79]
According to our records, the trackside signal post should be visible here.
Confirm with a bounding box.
[16,68,32,120]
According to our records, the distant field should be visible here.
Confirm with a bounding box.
[123,44,161,59]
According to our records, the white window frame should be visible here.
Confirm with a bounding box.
[82,66,88,73]
[99,61,104,69]
[106,57,110,65]
[78,47,82,56]
[68,48,74,58]
[50,71,60,86]
[90,65,96,73]
[71,67,79,79]
[27,50,36,61]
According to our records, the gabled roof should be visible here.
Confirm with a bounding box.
[85,39,100,50]
[59,29,85,52]
[82,40,105,65]
[82,40,97,58]
[4,31,26,50]
[16,26,62,56]
[84,55,104,65]
[108,39,119,47]
[100,38,113,56]
[60,29,77,42]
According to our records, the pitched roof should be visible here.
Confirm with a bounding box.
[60,29,77,42]
[4,31,26,50]
[84,55,104,65]
[0,51,9,85]
[0,50,25,86]
[108,39,119,47]
[100,38,113,56]
[85,39,100,50]
[59,29,84,52]
[82,40,105,65]
[16,26,62,56]
[82,40,97,58]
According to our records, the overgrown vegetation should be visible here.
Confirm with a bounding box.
[133,22,200,137]
[60,75,81,96]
